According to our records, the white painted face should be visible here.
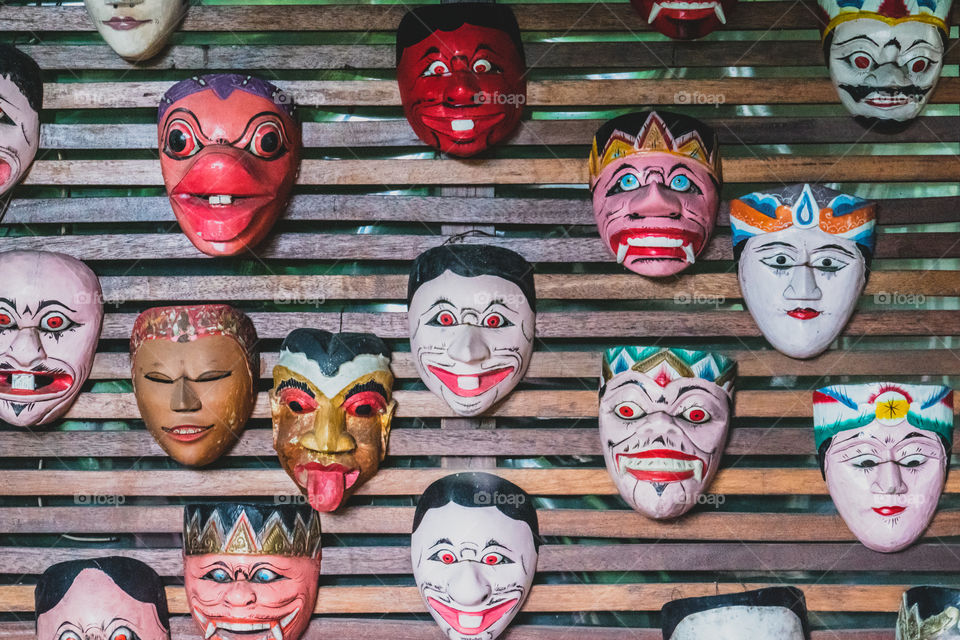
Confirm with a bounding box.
[409,271,534,417]
[0,74,40,197]
[669,605,805,639]
[84,0,187,61]
[411,502,537,640]
[738,226,866,359]
[828,18,944,122]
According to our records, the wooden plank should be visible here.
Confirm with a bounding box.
[1,232,954,262]
[5,506,960,541]
[89,272,960,303]
[4,542,960,576]
[3,2,946,32]
[39,79,960,110]
[7,195,958,227]
[0,583,925,613]
[6,467,960,498]
[87,348,960,382]
[39,117,960,151]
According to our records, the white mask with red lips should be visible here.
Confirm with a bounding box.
[0,46,41,197]
[84,0,188,61]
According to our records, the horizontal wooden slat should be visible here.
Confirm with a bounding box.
[0,583,923,613]
[6,2,953,32]
[0,620,896,640]
[39,117,960,150]
[4,542,960,576]
[2,232,954,262]
[6,507,960,541]
[90,272,960,302]
[7,195,959,226]
[39,79,960,110]
[86,348,960,382]
[5,467,960,497]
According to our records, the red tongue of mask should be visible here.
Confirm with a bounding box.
[300,463,359,512]
[0,160,11,186]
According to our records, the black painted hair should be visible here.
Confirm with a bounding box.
[280,329,391,377]
[0,44,43,114]
[35,557,170,631]
[661,586,810,639]
[396,3,524,65]
[412,471,541,548]
[407,244,536,312]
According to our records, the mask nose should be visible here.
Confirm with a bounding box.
[302,400,356,454]
[627,183,683,220]
[783,265,822,301]
[7,328,47,369]
[171,378,202,412]
[443,64,481,106]
[446,326,491,365]
[873,461,908,495]
[446,562,492,607]
[224,580,258,607]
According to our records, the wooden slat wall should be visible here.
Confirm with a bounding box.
[1,1,959,638]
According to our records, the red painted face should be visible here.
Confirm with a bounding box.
[397,24,525,157]
[158,89,301,256]
[630,0,738,39]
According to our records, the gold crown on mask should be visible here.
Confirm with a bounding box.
[183,503,322,559]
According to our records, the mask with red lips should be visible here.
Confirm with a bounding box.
[183,503,321,640]
[0,45,42,198]
[272,329,395,513]
[412,472,539,640]
[0,250,103,427]
[158,74,301,257]
[589,111,722,278]
[630,0,738,39]
[599,347,735,520]
[396,3,525,157]
[408,245,535,417]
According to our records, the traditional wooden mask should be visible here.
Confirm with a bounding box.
[731,183,876,359]
[630,0,738,39]
[589,111,722,277]
[272,329,395,512]
[817,0,952,124]
[84,0,188,61]
[814,382,954,553]
[396,3,525,157]
[130,305,259,467]
[897,586,960,639]
[408,245,535,417]
[0,45,42,197]
[661,587,810,639]
[0,250,103,427]
[599,347,735,519]
[158,74,301,257]
[183,503,321,640]
[412,472,539,640]
[36,557,170,640]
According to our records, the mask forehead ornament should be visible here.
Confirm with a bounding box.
[731,183,876,359]
[814,382,954,552]
[599,346,735,519]
[589,111,722,277]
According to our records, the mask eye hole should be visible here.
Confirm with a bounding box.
[202,568,233,583]
[482,312,512,328]
[109,626,140,640]
[343,390,387,417]
[910,57,930,73]
[428,310,457,327]
[613,401,644,420]
[0,312,15,329]
[165,119,201,159]
[423,60,450,76]
[58,632,82,640]
[250,121,286,159]
[40,312,74,333]
[482,552,512,565]
[472,58,494,73]
[428,549,458,564]
[681,406,710,423]
[279,387,317,414]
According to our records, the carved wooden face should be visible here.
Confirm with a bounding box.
[84,0,187,60]
[0,47,41,197]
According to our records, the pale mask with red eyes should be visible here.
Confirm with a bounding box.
[158,75,301,257]
[826,19,945,123]
[411,502,537,640]
[408,271,535,417]
[0,250,103,427]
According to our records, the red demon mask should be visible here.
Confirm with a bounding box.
[396,4,526,157]
[630,0,738,39]
[158,75,301,257]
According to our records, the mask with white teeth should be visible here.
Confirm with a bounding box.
[630,0,738,39]
[183,503,322,640]
[412,472,540,640]
[0,45,42,198]
[599,346,735,520]
[589,111,722,278]
[408,245,536,417]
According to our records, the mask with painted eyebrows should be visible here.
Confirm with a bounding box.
[588,111,722,278]
[272,329,395,513]
[0,45,42,198]
[814,382,954,553]
[599,347,735,520]
[408,244,536,417]
[817,0,952,124]
[662,586,810,639]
